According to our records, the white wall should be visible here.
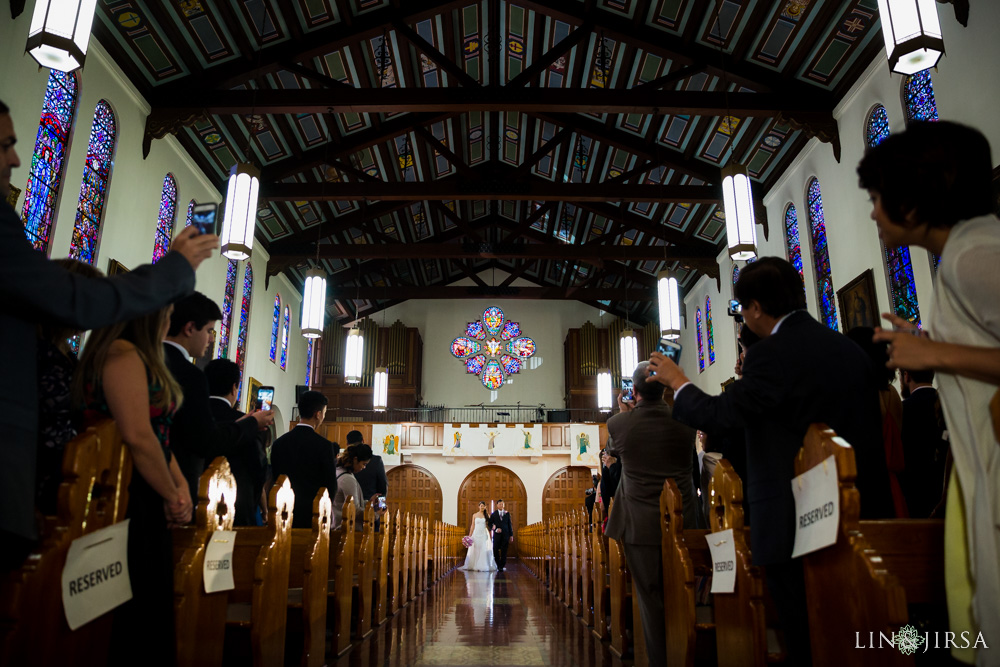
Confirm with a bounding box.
[682,2,1000,393]
[1,13,307,425]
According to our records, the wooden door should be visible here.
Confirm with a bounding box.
[457,466,528,558]
[385,465,442,523]
[542,466,596,522]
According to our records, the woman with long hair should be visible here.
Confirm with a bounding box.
[74,304,191,667]
[461,501,497,572]
[332,443,374,530]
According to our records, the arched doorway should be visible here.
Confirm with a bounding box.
[385,465,443,523]
[457,466,528,558]
[542,466,596,522]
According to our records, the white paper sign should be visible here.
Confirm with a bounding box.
[791,455,840,558]
[706,528,737,593]
[203,530,237,594]
[62,519,132,630]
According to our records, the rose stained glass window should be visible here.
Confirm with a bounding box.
[706,297,715,365]
[269,294,281,362]
[866,105,891,148]
[218,260,238,359]
[22,70,78,253]
[69,101,117,265]
[695,308,705,372]
[152,173,177,263]
[904,70,939,124]
[807,178,839,330]
[235,263,253,401]
[451,306,535,389]
[280,306,290,371]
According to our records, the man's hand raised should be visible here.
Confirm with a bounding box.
[170,225,219,271]
[239,409,275,430]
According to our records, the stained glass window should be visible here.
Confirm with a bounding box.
[732,264,740,288]
[217,260,238,359]
[904,70,939,124]
[280,306,290,371]
[866,105,891,148]
[783,204,804,282]
[69,101,117,265]
[269,294,281,362]
[884,245,921,326]
[931,253,940,272]
[450,306,535,389]
[235,263,253,401]
[152,173,177,263]
[695,308,705,373]
[807,179,839,330]
[22,70,78,253]
[185,199,194,227]
[305,340,314,388]
[705,297,715,365]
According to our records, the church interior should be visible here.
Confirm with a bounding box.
[2,0,998,665]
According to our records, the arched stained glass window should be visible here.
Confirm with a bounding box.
[69,101,117,265]
[784,204,803,280]
[866,104,891,148]
[217,260,238,359]
[732,264,740,289]
[185,199,194,227]
[235,263,254,401]
[695,307,705,373]
[22,70,78,253]
[152,173,177,263]
[807,178,839,330]
[705,297,715,365]
[280,306,291,371]
[904,70,939,123]
[269,294,281,362]
[305,340,314,388]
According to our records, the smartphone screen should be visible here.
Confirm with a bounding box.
[651,337,682,375]
[620,378,635,403]
[256,386,274,412]
[377,495,387,511]
[728,299,742,314]
[190,203,218,236]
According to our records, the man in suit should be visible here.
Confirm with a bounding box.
[271,391,339,529]
[489,499,514,571]
[205,359,268,526]
[164,292,273,502]
[604,361,699,665]
[649,257,894,666]
[0,100,218,567]
[599,447,621,510]
[900,369,950,517]
[349,429,387,502]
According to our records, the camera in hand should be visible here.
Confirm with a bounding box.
[727,298,744,323]
[377,495,387,511]
[651,336,682,376]
[190,202,219,236]
[255,386,274,412]
[620,378,635,403]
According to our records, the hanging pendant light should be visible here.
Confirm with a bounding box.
[619,329,638,379]
[373,367,388,412]
[657,270,681,339]
[344,327,363,384]
[877,0,944,75]
[300,267,326,339]
[721,163,758,261]
[26,0,98,72]
[597,368,613,413]
[220,162,259,261]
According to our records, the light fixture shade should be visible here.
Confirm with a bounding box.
[301,267,327,339]
[619,329,638,379]
[220,162,260,261]
[597,368,613,413]
[877,0,944,75]
[26,0,98,72]
[721,163,758,261]
[657,270,681,340]
[373,367,388,412]
[344,327,364,384]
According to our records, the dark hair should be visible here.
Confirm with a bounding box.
[846,327,896,389]
[496,499,504,504]
[738,323,761,349]
[168,291,222,336]
[337,443,373,470]
[734,257,807,318]
[0,99,8,114]
[904,368,935,384]
[633,360,665,402]
[205,358,240,397]
[346,429,364,445]
[298,390,328,420]
[857,121,994,229]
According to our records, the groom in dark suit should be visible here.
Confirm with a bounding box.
[489,500,514,571]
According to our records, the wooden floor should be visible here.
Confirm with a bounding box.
[334,563,626,667]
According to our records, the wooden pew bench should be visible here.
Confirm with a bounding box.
[285,489,332,667]
[327,497,355,658]
[351,504,374,640]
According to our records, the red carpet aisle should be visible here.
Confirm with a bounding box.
[336,564,626,667]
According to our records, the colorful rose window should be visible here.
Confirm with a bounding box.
[451,306,536,389]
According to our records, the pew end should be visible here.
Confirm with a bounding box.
[326,496,356,658]
[286,488,332,667]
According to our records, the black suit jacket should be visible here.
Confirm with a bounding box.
[164,344,258,502]
[0,201,194,540]
[353,454,387,500]
[900,387,949,517]
[489,510,514,540]
[209,398,266,526]
[673,311,893,565]
[270,425,339,529]
[600,459,621,509]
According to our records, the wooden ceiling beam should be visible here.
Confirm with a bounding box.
[327,285,658,300]
[507,20,594,88]
[391,18,481,88]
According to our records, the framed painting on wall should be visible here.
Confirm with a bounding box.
[6,184,21,209]
[836,269,880,331]
[107,259,129,275]
[245,376,261,413]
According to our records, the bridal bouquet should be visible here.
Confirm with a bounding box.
[462,536,474,548]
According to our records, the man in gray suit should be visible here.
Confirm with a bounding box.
[605,360,699,665]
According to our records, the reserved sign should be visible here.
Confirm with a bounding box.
[62,520,132,630]
[705,528,737,594]
[791,455,840,558]
[203,530,236,594]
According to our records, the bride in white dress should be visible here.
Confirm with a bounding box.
[461,502,498,572]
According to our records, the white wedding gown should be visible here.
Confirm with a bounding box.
[461,516,497,572]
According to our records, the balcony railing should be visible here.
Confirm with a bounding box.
[309,404,608,424]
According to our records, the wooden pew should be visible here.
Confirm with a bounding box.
[352,504,374,639]
[286,489,332,667]
[580,508,593,626]
[405,514,416,603]
[371,510,391,626]
[386,510,403,615]
[607,531,632,659]
[570,510,582,616]
[1,419,129,667]
[591,504,610,640]
[174,457,239,667]
[223,476,295,667]
[327,497,355,658]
